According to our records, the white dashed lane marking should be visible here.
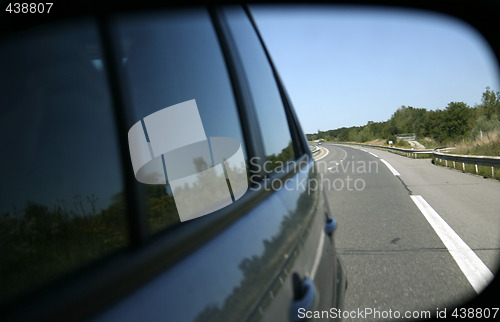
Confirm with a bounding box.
[410,195,494,294]
[380,159,401,176]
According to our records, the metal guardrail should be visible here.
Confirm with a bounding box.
[434,149,500,168]
[340,142,500,176]
[309,145,321,155]
[342,142,433,155]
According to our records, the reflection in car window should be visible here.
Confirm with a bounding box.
[223,7,295,172]
[114,9,248,233]
[0,20,128,301]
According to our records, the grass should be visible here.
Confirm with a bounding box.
[365,139,386,146]
[371,147,431,159]
[390,150,432,159]
[359,139,432,159]
[417,137,441,149]
[452,131,500,156]
[432,157,500,181]
[338,141,433,159]
[393,140,412,148]
[364,138,412,148]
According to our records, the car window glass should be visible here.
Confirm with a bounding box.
[0,20,128,302]
[113,9,249,234]
[223,7,295,173]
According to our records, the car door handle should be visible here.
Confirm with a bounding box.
[324,214,337,242]
[289,273,317,321]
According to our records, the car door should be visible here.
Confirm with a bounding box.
[0,5,345,321]
[94,6,345,321]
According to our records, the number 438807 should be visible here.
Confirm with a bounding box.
[5,3,53,13]
[452,307,498,319]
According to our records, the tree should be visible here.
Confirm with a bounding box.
[444,102,472,139]
[479,86,500,119]
[306,87,498,144]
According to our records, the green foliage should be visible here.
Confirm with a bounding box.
[391,106,427,137]
[144,185,179,235]
[387,135,397,145]
[394,140,412,148]
[265,141,295,172]
[443,102,473,139]
[308,87,500,145]
[471,116,500,138]
[0,194,128,301]
[425,109,447,141]
[478,86,500,119]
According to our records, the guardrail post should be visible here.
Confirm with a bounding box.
[430,148,500,178]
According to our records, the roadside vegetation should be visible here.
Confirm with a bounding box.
[452,130,500,156]
[307,87,500,156]
[0,186,184,302]
[0,194,129,301]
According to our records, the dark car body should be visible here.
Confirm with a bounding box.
[0,3,346,321]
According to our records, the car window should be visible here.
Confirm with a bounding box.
[0,20,128,302]
[113,9,249,234]
[223,7,295,173]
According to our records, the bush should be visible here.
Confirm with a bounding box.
[454,130,500,156]
[394,140,412,148]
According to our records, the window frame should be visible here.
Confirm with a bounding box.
[243,5,310,161]
[101,4,316,262]
[213,5,313,181]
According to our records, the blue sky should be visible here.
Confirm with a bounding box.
[251,5,500,134]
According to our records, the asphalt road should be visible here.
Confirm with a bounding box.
[316,144,500,321]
